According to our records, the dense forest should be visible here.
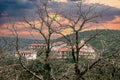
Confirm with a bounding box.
[0,29,120,80]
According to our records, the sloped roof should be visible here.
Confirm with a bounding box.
[56,46,71,52]
[54,42,95,53]
[52,41,66,46]
[18,50,35,54]
[29,44,46,46]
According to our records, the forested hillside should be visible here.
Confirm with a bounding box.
[58,29,120,50]
[1,29,120,52]
[0,37,44,51]
[0,29,120,80]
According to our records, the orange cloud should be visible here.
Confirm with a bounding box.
[0,15,120,39]
[0,21,40,39]
[83,16,120,30]
[105,16,120,30]
[0,15,68,39]
[110,16,120,23]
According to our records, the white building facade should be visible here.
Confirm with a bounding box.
[51,40,96,59]
[51,41,67,51]
[29,44,47,50]
[15,50,37,60]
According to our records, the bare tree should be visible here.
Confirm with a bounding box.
[24,0,62,80]
[1,0,120,80]
[23,0,120,80]
[50,1,120,80]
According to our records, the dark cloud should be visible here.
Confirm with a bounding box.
[49,2,120,22]
[69,0,81,1]
[0,0,120,24]
[0,0,34,17]
[91,3,120,21]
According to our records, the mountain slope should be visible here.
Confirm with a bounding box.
[57,29,120,50]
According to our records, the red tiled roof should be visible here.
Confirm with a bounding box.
[29,44,46,46]
[19,50,34,54]
[54,44,94,52]
[52,41,65,46]
[57,46,71,52]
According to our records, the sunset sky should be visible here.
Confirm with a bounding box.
[0,0,120,39]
